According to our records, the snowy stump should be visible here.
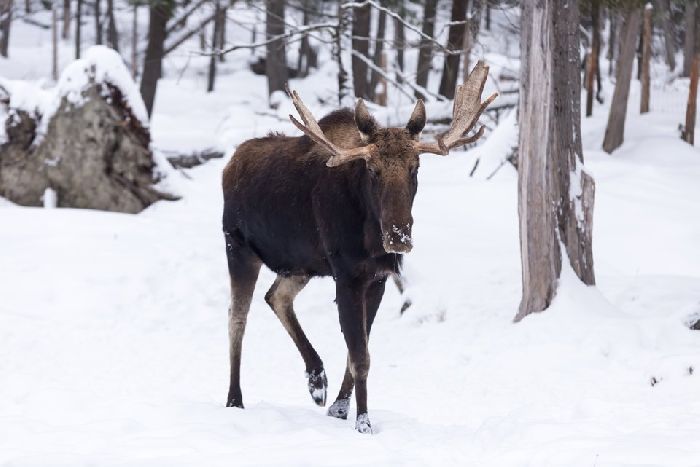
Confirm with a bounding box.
[0,46,172,213]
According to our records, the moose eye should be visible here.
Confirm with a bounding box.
[368,166,380,178]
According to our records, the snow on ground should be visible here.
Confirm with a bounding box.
[2,6,700,467]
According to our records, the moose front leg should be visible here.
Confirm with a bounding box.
[334,277,385,433]
[329,278,386,422]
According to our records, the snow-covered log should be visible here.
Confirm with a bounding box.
[0,46,172,213]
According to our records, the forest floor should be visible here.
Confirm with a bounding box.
[2,6,700,466]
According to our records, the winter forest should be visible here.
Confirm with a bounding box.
[1,0,700,464]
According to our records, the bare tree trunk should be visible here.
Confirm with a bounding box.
[415,0,437,99]
[351,2,371,98]
[683,54,699,144]
[684,2,696,77]
[131,3,137,78]
[62,0,69,39]
[107,0,118,51]
[0,0,12,57]
[140,0,172,117]
[439,0,468,99]
[585,0,600,117]
[516,0,595,322]
[369,5,386,102]
[52,1,58,80]
[24,0,28,14]
[656,0,676,71]
[485,0,490,30]
[75,0,82,58]
[602,8,641,154]
[335,3,348,106]
[265,0,288,98]
[217,3,226,62]
[641,4,652,113]
[394,0,405,85]
[207,0,220,93]
[461,11,472,84]
[608,13,616,77]
[376,52,387,106]
[95,0,102,45]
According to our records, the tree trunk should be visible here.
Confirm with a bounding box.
[75,0,82,58]
[683,54,699,144]
[107,0,119,51]
[438,0,468,99]
[52,2,58,80]
[0,0,12,57]
[516,0,595,322]
[335,3,348,106]
[608,13,616,77]
[265,0,288,99]
[351,2,371,98]
[656,0,676,71]
[62,0,69,39]
[369,6,386,102]
[641,4,652,113]
[218,4,226,62]
[207,1,220,93]
[461,11,472,84]
[684,2,696,77]
[131,3,137,78]
[140,0,172,118]
[602,8,641,154]
[485,0,490,30]
[415,0,437,99]
[95,0,102,45]
[394,0,405,85]
[585,0,600,117]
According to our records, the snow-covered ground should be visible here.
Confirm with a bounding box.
[2,5,700,466]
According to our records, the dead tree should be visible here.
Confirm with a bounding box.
[640,4,651,113]
[602,7,641,154]
[265,0,288,98]
[439,0,468,99]
[516,0,595,322]
[0,0,12,57]
[655,0,675,71]
[683,54,699,144]
[351,1,371,98]
[415,0,438,99]
[140,0,172,117]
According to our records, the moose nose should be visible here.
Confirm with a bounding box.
[383,225,413,254]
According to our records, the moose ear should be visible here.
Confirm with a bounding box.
[355,99,378,140]
[406,99,426,137]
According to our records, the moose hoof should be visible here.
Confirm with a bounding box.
[355,413,372,434]
[327,398,350,420]
[306,368,327,407]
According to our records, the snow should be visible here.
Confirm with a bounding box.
[2,4,700,466]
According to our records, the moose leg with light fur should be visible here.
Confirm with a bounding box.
[265,275,327,406]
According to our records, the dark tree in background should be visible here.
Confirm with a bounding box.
[140,0,173,117]
[351,2,371,99]
[516,0,595,322]
[0,0,11,57]
[415,0,438,99]
[439,0,468,99]
[265,0,288,97]
[75,0,83,58]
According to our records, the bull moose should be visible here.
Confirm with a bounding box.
[221,62,496,433]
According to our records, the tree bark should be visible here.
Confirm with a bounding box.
[602,8,641,154]
[585,0,600,117]
[516,0,595,322]
[415,0,437,99]
[655,0,675,71]
[75,0,82,58]
[608,13,616,77]
[62,0,70,39]
[0,0,12,57]
[394,0,405,85]
[683,54,699,144]
[140,0,172,118]
[207,1,220,93]
[641,4,652,113]
[335,3,348,106]
[265,0,288,98]
[217,4,226,62]
[351,2,371,98]
[95,0,102,45]
[684,2,697,77]
[369,5,386,102]
[107,0,119,51]
[438,0,468,99]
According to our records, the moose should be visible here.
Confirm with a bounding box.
[221,62,496,433]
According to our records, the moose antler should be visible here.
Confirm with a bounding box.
[414,61,498,156]
[286,87,374,167]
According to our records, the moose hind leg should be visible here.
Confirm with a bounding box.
[225,233,262,408]
[265,275,327,406]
